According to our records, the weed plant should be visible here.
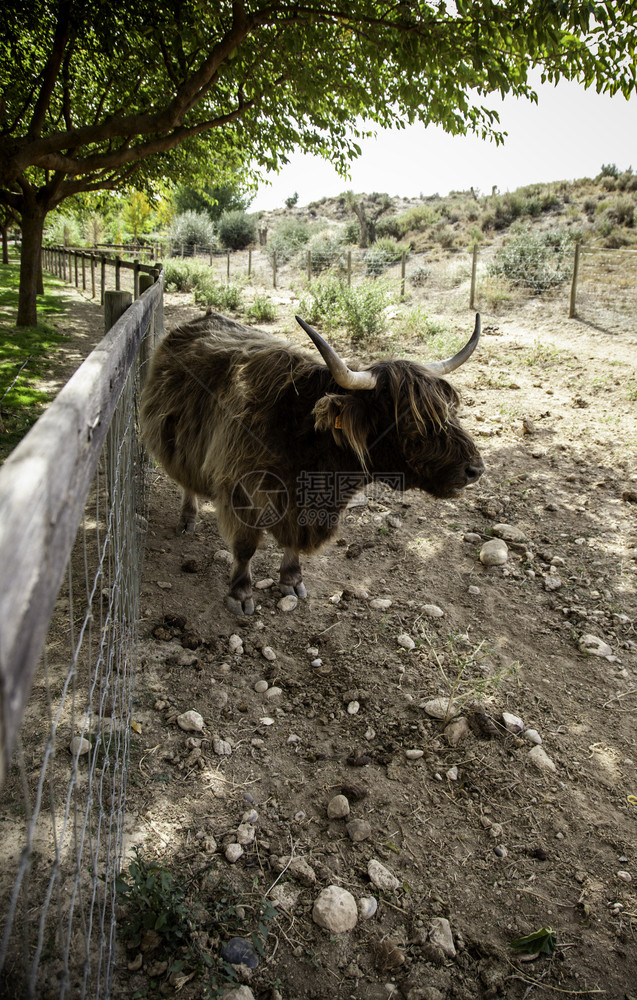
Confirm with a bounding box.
[300,275,395,341]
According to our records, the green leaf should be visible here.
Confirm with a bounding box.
[510,927,557,956]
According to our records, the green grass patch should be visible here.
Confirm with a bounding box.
[0,254,70,461]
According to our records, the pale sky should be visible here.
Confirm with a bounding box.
[250,75,636,211]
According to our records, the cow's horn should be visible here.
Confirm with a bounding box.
[423,313,481,375]
[295,316,377,390]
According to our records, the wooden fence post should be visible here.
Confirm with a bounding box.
[272,250,277,289]
[470,244,478,311]
[115,255,121,291]
[400,252,406,298]
[569,242,581,319]
[100,254,106,304]
[133,259,140,299]
[81,253,86,291]
[91,254,96,299]
[104,289,132,333]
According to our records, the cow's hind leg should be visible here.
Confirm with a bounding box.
[178,490,198,533]
[226,527,263,616]
[279,547,307,600]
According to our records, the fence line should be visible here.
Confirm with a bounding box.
[43,246,162,305]
[0,271,164,998]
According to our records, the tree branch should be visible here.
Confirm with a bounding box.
[28,0,73,140]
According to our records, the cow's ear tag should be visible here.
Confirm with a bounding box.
[334,415,343,429]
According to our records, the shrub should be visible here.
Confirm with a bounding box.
[299,276,395,342]
[163,257,213,292]
[489,226,574,293]
[397,204,440,233]
[364,238,407,276]
[169,210,216,254]
[44,212,82,246]
[217,210,257,250]
[307,227,347,274]
[194,275,243,311]
[285,192,299,208]
[266,217,311,263]
[245,294,277,323]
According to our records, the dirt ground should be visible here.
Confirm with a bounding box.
[109,280,637,1000]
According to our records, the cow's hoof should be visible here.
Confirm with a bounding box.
[226,595,254,616]
[280,582,307,599]
[177,519,196,535]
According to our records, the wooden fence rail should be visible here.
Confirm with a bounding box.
[43,244,162,304]
[0,272,164,783]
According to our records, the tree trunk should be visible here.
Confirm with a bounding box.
[17,203,46,327]
[1,224,8,265]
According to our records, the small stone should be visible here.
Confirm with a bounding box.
[255,578,274,590]
[523,728,542,745]
[579,634,612,658]
[444,717,470,746]
[220,987,255,1000]
[228,634,244,654]
[464,532,482,543]
[70,736,91,757]
[422,604,444,618]
[327,794,350,819]
[265,686,283,699]
[254,680,269,693]
[221,937,259,969]
[406,749,424,760]
[387,515,402,529]
[156,580,172,590]
[225,843,244,863]
[346,819,372,842]
[480,539,509,566]
[370,598,392,610]
[502,712,524,734]
[278,595,298,612]
[368,859,400,891]
[446,766,459,781]
[429,917,456,959]
[213,737,232,755]
[617,871,632,882]
[494,845,508,859]
[544,574,562,592]
[358,896,378,919]
[423,697,457,720]
[262,646,277,661]
[347,700,360,715]
[236,823,256,845]
[312,886,358,933]
[127,952,143,972]
[311,658,323,667]
[397,633,416,650]
[468,585,481,596]
[242,809,259,824]
[259,717,275,726]
[177,710,204,733]
[493,523,527,543]
[529,745,557,772]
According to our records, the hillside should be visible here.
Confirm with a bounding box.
[256,166,637,254]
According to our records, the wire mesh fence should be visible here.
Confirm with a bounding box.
[0,278,163,999]
[572,246,637,334]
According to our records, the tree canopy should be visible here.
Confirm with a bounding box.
[2,0,637,324]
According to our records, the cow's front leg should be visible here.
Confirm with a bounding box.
[226,529,261,615]
[177,490,198,533]
[279,547,307,600]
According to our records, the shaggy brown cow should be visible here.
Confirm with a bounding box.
[141,310,483,614]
